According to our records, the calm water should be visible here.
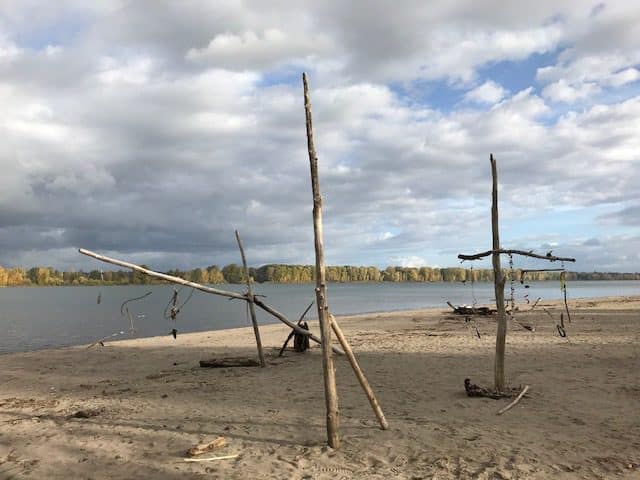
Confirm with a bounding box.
[0,281,638,354]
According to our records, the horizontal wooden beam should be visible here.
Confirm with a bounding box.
[79,248,246,300]
[458,249,575,263]
[78,248,343,355]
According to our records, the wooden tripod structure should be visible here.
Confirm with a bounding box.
[458,155,576,392]
[78,72,388,449]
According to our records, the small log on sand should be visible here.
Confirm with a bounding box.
[199,358,261,368]
[186,437,226,457]
[447,302,495,316]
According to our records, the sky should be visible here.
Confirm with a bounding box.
[0,0,639,272]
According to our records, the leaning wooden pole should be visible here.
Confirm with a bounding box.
[329,314,389,430]
[235,230,265,367]
[303,71,340,449]
[77,248,341,353]
[490,154,507,393]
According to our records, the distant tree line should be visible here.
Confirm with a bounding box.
[0,264,638,287]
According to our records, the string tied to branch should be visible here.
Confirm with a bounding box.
[164,286,196,339]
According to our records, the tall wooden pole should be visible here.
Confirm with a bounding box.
[490,154,507,392]
[303,72,340,449]
[235,230,265,367]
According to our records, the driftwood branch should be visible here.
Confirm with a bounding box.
[199,357,261,368]
[329,314,389,430]
[78,248,343,355]
[304,71,340,449]
[446,301,495,316]
[79,248,246,300]
[497,385,530,415]
[520,268,566,274]
[182,455,238,463]
[186,437,226,457]
[491,154,507,393]
[235,230,265,367]
[458,249,576,263]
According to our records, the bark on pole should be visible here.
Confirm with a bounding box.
[490,154,507,392]
[235,230,265,367]
[303,71,340,449]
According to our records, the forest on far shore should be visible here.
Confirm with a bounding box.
[0,264,638,286]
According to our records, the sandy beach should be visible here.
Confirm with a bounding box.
[1,295,639,479]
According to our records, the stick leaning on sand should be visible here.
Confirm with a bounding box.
[497,385,530,415]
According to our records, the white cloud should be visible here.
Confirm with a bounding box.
[97,56,155,86]
[535,3,640,104]
[542,79,600,103]
[537,51,640,91]
[186,28,333,69]
[424,24,564,84]
[463,80,507,104]
[0,35,20,60]
[389,256,428,268]
[609,67,640,87]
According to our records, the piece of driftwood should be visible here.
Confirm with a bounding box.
[235,230,265,367]
[304,71,340,449]
[497,385,530,415]
[68,409,102,419]
[182,454,238,463]
[199,358,261,368]
[86,331,126,348]
[446,301,495,316]
[78,248,342,355]
[293,321,311,352]
[464,378,506,399]
[80,248,246,299]
[186,437,226,457]
[279,300,314,356]
[457,156,577,392]
[458,249,576,262]
[329,314,389,430]
[490,155,508,393]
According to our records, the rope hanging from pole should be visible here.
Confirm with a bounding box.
[88,290,152,349]
[97,270,104,304]
[470,265,478,310]
[507,255,536,333]
[163,286,196,339]
[120,291,153,335]
[560,262,572,324]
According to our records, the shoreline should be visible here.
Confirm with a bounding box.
[2,294,639,357]
[1,276,640,288]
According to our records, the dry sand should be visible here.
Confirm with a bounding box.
[1,295,639,479]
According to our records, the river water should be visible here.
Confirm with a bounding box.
[1,280,638,353]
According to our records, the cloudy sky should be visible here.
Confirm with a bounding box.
[0,0,639,272]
